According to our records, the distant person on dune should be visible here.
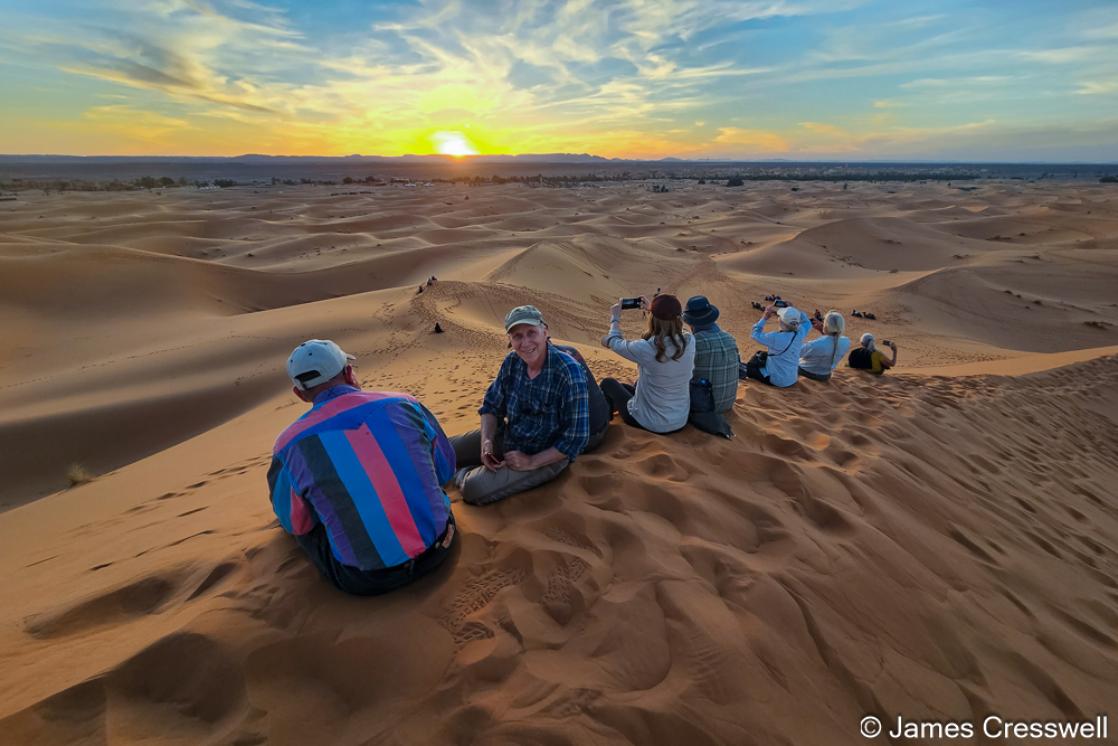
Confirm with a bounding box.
[848,333,897,375]
[682,295,738,438]
[268,340,457,595]
[600,294,696,433]
[798,311,851,382]
[740,304,811,387]
[450,305,594,506]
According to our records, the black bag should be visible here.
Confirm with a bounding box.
[689,378,715,414]
[848,347,872,369]
[740,350,768,381]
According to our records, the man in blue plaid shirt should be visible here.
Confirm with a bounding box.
[683,296,740,413]
[450,305,589,505]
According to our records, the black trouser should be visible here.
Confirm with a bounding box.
[798,367,831,382]
[599,378,646,430]
[295,514,455,595]
[739,356,772,385]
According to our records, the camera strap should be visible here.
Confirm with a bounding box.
[774,330,796,356]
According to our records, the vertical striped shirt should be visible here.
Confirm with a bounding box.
[268,385,455,571]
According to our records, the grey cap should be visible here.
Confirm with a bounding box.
[504,305,546,332]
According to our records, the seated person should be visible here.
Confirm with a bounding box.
[798,311,852,382]
[268,340,457,595]
[600,294,696,433]
[549,342,610,452]
[450,305,589,506]
[848,333,897,375]
[683,295,739,413]
[740,305,811,387]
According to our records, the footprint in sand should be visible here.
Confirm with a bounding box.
[1,633,249,743]
[440,566,526,646]
[24,574,180,639]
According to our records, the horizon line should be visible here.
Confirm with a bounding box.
[2,153,1118,166]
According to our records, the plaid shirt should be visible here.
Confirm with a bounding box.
[692,324,740,413]
[480,344,589,460]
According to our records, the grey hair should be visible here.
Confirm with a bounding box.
[860,332,876,352]
[825,311,845,367]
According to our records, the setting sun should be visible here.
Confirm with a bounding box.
[3,3,1118,744]
[433,131,478,157]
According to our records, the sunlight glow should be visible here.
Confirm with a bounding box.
[433,131,478,157]
[1,2,1114,159]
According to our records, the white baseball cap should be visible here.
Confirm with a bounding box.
[777,306,803,327]
[287,339,356,391]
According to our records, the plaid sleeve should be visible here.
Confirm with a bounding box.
[479,354,512,417]
[711,334,741,412]
[691,335,712,381]
[553,358,590,460]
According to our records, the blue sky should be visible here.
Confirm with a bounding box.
[1,0,1116,159]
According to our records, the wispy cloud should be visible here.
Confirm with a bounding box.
[1,0,1115,159]
[713,127,790,152]
[900,75,1018,89]
[1021,46,1109,64]
[1076,80,1118,96]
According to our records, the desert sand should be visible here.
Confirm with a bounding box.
[1,179,1116,744]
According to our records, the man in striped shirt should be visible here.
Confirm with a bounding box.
[268,339,456,595]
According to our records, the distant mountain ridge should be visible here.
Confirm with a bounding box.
[2,155,1114,185]
[0,153,613,164]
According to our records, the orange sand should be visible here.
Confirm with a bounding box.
[1,180,1116,744]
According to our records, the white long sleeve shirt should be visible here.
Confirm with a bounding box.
[799,334,852,376]
[750,310,810,387]
[605,313,696,432]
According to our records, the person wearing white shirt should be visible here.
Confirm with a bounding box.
[740,305,811,387]
[600,294,696,433]
[798,311,852,382]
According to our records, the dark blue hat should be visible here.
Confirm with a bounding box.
[683,295,719,325]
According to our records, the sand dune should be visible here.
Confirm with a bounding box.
[1,180,1117,744]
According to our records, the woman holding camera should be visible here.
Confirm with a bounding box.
[600,294,695,433]
[740,304,811,387]
[848,333,897,375]
[798,310,851,382]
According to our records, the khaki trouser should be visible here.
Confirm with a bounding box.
[450,429,571,505]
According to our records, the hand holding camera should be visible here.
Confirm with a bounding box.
[620,297,645,310]
[882,339,896,349]
[612,295,649,319]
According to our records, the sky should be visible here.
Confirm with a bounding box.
[1,0,1116,160]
